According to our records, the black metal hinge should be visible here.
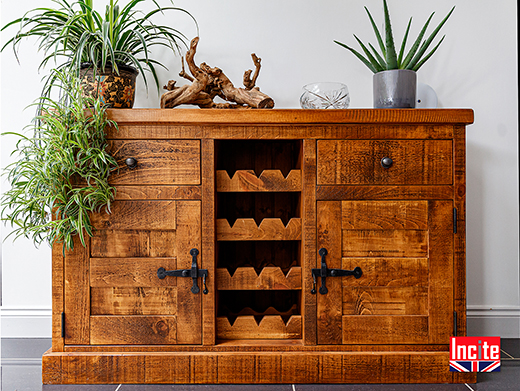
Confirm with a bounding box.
[61,312,65,338]
[453,208,458,234]
[453,311,458,337]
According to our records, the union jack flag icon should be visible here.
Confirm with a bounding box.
[450,360,501,372]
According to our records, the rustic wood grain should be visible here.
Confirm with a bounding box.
[302,139,317,345]
[217,316,302,339]
[90,316,177,344]
[216,169,302,192]
[317,140,453,185]
[114,185,201,200]
[341,201,428,230]
[216,218,302,241]
[90,201,176,231]
[201,139,216,345]
[90,257,177,287]
[342,230,428,257]
[91,287,177,315]
[175,200,202,344]
[64,236,90,344]
[107,139,200,185]
[316,201,343,344]
[52,243,65,351]
[342,258,428,287]
[91,230,177,258]
[106,108,474,126]
[453,125,467,336]
[317,185,454,201]
[428,200,454,344]
[216,267,302,290]
[342,286,428,315]
[342,316,429,344]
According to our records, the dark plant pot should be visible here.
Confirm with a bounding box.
[373,69,417,109]
[80,63,139,108]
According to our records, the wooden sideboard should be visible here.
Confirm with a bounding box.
[42,109,475,384]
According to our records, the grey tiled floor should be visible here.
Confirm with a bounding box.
[1,339,519,391]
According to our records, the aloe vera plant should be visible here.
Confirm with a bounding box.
[334,0,455,73]
[1,69,118,252]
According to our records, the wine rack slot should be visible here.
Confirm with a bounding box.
[217,315,302,339]
[216,267,302,290]
[216,170,302,192]
[217,218,302,241]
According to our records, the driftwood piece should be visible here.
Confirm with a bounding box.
[161,37,274,109]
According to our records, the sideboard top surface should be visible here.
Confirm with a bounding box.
[107,108,474,126]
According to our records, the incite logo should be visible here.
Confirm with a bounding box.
[449,337,501,372]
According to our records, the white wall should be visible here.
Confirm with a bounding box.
[1,0,518,337]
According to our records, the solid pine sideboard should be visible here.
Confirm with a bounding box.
[42,109,475,384]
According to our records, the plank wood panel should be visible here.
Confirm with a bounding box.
[201,139,216,345]
[342,316,429,344]
[90,316,177,344]
[428,200,454,343]
[342,230,428,257]
[52,243,65,351]
[91,230,176,258]
[90,258,177,287]
[216,267,302,290]
[216,218,302,241]
[317,185,454,201]
[302,139,317,345]
[454,125,467,336]
[106,108,474,126]
[115,185,201,200]
[342,258,428,287]
[43,350,476,384]
[90,287,177,315]
[217,316,302,339]
[317,201,343,344]
[107,139,200,185]
[90,201,176,231]
[175,200,202,345]
[317,140,453,185]
[64,236,90,344]
[341,201,428,230]
[342,286,428,315]
[216,170,302,192]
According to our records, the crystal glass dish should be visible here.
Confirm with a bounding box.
[300,82,350,109]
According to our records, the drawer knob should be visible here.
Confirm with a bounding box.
[125,157,138,169]
[381,157,393,169]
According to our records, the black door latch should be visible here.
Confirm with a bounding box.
[311,248,362,295]
[157,248,208,294]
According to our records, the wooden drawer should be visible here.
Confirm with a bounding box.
[317,140,452,185]
[108,140,200,185]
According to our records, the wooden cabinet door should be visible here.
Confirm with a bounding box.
[63,200,203,345]
[316,200,453,345]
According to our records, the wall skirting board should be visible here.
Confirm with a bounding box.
[1,306,519,338]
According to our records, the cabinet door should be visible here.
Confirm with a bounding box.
[316,200,453,345]
[64,200,202,345]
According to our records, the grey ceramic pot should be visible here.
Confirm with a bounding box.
[373,69,417,108]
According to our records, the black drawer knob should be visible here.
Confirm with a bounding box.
[125,157,138,169]
[381,157,393,169]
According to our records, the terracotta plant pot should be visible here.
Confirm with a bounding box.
[80,63,138,108]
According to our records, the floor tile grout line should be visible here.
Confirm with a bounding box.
[292,384,296,391]
[464,383,475,391]
[115,384,122,391]
[501,349,515,359]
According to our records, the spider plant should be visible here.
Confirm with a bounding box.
[334,0,455,73]
[1,69,118,252]
[1,0,197,92]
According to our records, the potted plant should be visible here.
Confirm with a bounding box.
[1,69,118,251]
[1,0,197,108]
[334,0,454,108]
